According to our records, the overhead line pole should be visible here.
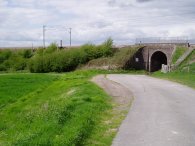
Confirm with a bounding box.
[43,25,46,48]
[69,28,72,47]
[43,25,72,48]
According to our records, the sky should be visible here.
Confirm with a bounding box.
[0,0,195,47]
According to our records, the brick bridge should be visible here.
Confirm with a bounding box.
[130,44,188,72]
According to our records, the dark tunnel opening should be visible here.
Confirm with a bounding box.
[151,51,167,72]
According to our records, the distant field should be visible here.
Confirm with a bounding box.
[0,71,120,146]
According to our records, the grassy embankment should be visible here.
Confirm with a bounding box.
[86,46,140,69]
[0,70,127,146]
[177,49,195,71]
[171,46,188,64]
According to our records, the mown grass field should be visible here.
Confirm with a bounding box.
[0,70,124,146]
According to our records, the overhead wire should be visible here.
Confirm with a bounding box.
[1,10,195,46]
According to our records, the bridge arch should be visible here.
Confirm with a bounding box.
[133,44,176,72]
[150,51,167,72]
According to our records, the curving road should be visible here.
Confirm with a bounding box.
[108,75,195,146]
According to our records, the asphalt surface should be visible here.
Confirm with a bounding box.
[108,75,195,146]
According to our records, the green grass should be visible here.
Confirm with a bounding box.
[152,71,195,89]
[0,70,124,146]
[172,46,188,64]
[189,62,195,71]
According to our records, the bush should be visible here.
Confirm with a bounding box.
[45,43,58,54]
[29,56,46,73]
[13,58,27,71]
[100,37,114,57]
[2,60,12,70]
[0,49,12,63]
[22,49,33,58]
[80,44,96,61]
[0,64,7,71]
[35,48,44,56]
[0,49,33,71]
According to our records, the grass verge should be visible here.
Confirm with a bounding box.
[152,71,195,89]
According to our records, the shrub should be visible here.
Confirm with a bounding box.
[13,58,27,71]
[0,64,7,71]
[80,44,96,61]
[0,49,12,63]
[79,38,113,61]
[100,37,114,57]
[2,60,12,70]
[29,56,47,73]
[35,48,44,56]
[22,49,33,58]
[45,43,58,54]
[0,49,34,71]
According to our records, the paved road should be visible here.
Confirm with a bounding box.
[108,75,195,146]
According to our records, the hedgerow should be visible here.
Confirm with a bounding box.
[29,38,113,73]
[0,38,113,73]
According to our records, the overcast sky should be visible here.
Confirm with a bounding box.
[0,0,195,47]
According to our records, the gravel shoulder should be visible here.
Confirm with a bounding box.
[92,75,134,109]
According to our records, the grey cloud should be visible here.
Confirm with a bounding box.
[136,0,153,2]
[108,0,116,6]
[107,0,133,8]
[90,21,112,29]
